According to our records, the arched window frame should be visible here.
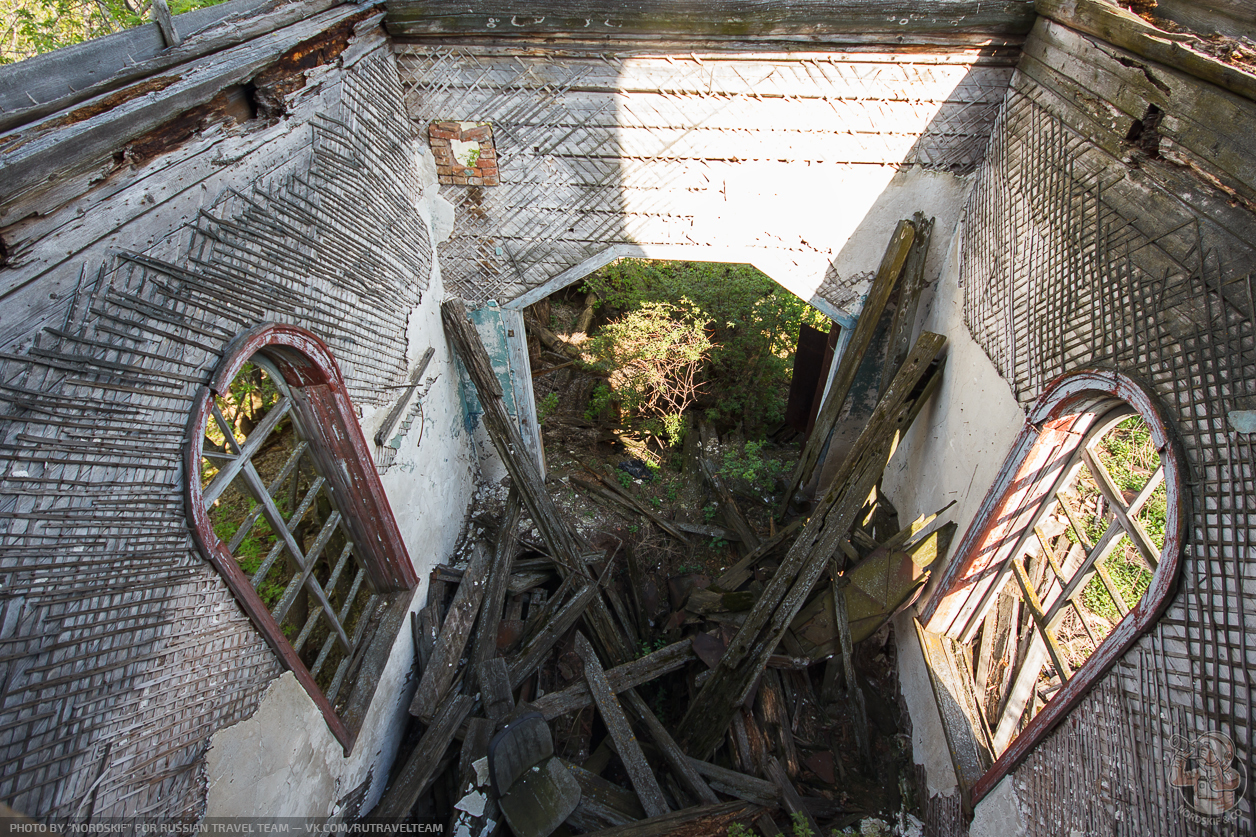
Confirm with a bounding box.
[184,323,418,752]
[921,368,1187,803]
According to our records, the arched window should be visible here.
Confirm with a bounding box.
[185,324,417,752]
[921,369,1186,803]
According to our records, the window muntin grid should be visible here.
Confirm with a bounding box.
[922,369,1186,804]
[200,359,377,705]
[186,323,418,752]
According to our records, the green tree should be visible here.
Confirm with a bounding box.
[582,259,828,435]
[581,300,712,447]
[1,0,228,64]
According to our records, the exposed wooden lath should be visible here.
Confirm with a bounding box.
[397,45,1015,308]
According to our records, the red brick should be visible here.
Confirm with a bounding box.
[482,175,500,186]
[435,121,460,132]
[452,175,468,185]
[461,168,475,177]
[428,137,451,148]
[478,162,498,176]
[468,176,484,186]
[433,152,453,166]
[429,127,458,140]
[438,175,454,185]
[461,125,492,142]
[477,147,496,161]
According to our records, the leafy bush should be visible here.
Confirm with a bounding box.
[582,259,827,436]
[580,300,712,447]
[719,440,787,496]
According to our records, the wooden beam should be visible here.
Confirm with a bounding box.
[385,0,1037,40]
[466,488,521,688]
[575,633,670,818]
[572,801,763,837]
[685,759,779,806]
[1036,0,1256,104]
[410,541,493,722]
[443,298,632,665]
[621,689,721,806]
[373,692,475,819]
[530,638,695,720]
[779,220,915,515]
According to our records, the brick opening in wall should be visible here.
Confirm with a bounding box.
[429,121,499,186]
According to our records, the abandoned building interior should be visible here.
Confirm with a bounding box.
[0,0,1253,832]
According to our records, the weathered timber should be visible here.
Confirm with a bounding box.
[780,220,916,515]
[385,1,1036,40]
[0,0,331,134]
[573,801,763,837]
[696,451,761,553]
[1036,0,1256,104]
[443,298,631,665]
[467,488,522,688]
[572,473,691,545]
[1,4,373,206]
[374,346,434,447]
[831,571,869,761]
[373,692,475,820]
[622,689,721,806]
[574,633,670,818]
[714,518,804,592]
[756,813,784,837]
[410,541,492,722]
[479,657,515,723]
[530,638,695,720]
[671,521,739,541]
[509,579,598,690]
[765,757,819,837]
[680,334,946,758]
[755,671,800,778]
[879,213,934,398]
[564,760,647,831]
[685,758,779,806]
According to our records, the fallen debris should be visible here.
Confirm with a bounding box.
[371,218,956,835]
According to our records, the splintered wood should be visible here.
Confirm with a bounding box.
[375,218,953,834]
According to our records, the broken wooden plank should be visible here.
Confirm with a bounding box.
[831,571,870,762]
[373,692,475,819]
[685,759,779,807]
[756,671,801,779]
[531,638,695,720]
[410,541,492,722]
[509,578,597,690]
[714,518,804,592]
[443,298,631,665]
[780,219,916,514]
[468,488,522,688]
[575,633,669,818]
[571,474,691,546]
[681,334,946,758]
[879,213,933,398]
[374,346,434,447]
[1037,0,1256,104]
[479,657,515,723]
[696,447,761,553]
[575,801,763,837]
[564,760,647,831]
[765,757,820,837]
[621,689,720,806]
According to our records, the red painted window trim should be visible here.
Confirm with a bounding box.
[920,368,1187,804]
[184,323,417,753]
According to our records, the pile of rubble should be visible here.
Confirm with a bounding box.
[372,216,952,836]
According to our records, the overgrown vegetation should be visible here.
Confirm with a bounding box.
[1,0,228,64]
[578,259,828,447]
[1067,416,1164,627]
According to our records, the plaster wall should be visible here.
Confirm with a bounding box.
[878,206,1027,818]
